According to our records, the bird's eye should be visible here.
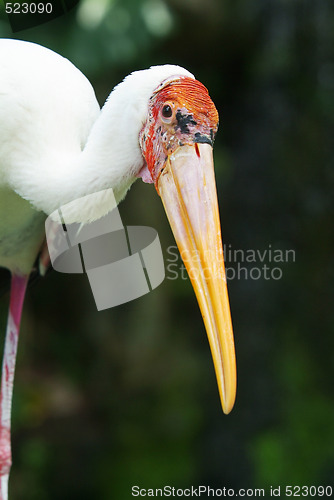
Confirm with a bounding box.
[162,105,172,117]
[161,102,174,121]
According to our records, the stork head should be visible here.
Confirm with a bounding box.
[137,70,236,414]
[139,76,218,185]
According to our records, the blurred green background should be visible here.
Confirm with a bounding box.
[0,0,334,498]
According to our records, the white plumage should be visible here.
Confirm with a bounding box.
[0,38,193,273]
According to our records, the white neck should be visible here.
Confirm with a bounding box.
[7,63,194,223]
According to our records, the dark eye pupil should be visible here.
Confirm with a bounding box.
[162,104,172,118]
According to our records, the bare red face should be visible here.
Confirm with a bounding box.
[140,77,219,187]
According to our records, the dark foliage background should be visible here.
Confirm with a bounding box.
[0,0,334,498]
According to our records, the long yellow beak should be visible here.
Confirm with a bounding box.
[158,143,236,414]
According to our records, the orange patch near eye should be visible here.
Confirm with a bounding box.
[142,76,219,188]
[155,77,219,129]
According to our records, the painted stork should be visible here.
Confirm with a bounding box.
[0,39,236,499]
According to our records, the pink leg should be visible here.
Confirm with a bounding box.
[0,274,28,500]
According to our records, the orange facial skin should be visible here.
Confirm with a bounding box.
[140,76,219,188]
